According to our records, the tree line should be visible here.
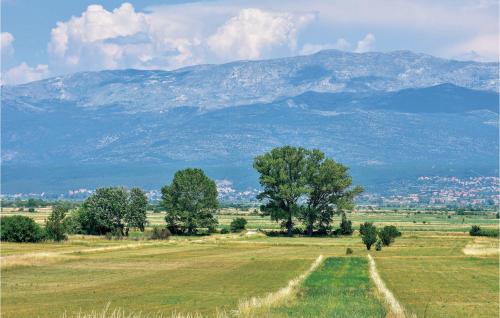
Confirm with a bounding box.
[1,146,401,248]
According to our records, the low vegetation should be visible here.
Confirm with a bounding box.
[230,217,247,232]
[0,215,45,242]
[470,225,499,237]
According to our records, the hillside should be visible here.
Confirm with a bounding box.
[1,50,498,194]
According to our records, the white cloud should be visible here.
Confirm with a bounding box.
[1,62,49,85]
[208,8,314,59]
[1,32,14,56]
[31,0,500,77]
[48,3,152,71]
[300,38,351,55]
[445,34,499,62]
[47,3,316,72]
[354,33,376,53]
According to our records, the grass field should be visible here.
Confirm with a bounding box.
[264,257,386,317]
[1,210,499,318]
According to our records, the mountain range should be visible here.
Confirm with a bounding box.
[1,50,498,195]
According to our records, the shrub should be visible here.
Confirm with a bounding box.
[0,215,45,242]
[28,207,35,213]
[230,217,247,232]
[149,226,171,240]
[469,225,482,236]
[360,222,377,250]
[375,240,383,251]
[105,232,113,240]
[378,225,401,246]
[346,247,353,255]
[220,228,230,234]
[18,207,24,212]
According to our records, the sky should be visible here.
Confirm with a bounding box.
[1,0,498,85]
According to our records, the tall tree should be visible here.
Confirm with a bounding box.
[254,146,311,236]
[161,168,218,235]
[302,156,363,236]
[80,187,128,235]
[125,187,148,235]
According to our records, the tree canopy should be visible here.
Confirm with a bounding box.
[79,187,148,236]
[254,146,362,236]
[161,168,218,235]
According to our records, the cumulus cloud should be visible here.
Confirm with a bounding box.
[1,62,49,85]
[208,8,314,59]
[47,3,316,72]
[1,32,14,56]
[11,0,496,79]
[354,33,376,53]
[48,3,151,71]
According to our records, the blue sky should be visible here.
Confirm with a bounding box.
[1,0,498,84]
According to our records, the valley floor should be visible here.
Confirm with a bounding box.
[0,212,498,318]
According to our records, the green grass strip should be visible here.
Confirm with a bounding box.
[269,257,386,318]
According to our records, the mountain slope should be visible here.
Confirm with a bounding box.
[2,50,498,112]
[1,50,499,194]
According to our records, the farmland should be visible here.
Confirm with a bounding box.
[1,209,498,318]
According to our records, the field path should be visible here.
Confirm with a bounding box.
[368,254,406,318]
[238,254,324,315]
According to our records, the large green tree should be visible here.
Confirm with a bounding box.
[125,187,148,235]
[254,146,362,236]
[161,168,218,235]
[254,146,312,236]
[302,155,363,235]
[79,187,148,236]
[80,187,128,235]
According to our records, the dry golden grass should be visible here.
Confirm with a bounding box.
[462,237,499,256]
[367,254,408,318]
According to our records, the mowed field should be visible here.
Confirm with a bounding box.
[0,209,498,318]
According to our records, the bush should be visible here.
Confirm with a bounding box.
[0,215,45,242]
[149,226,171,240]
[378,225,401,246]
[220,228,230,234]
[375,240,383,251]
[470,225,499,237]
[28,207,35,213]
[346,247,353,255]
[230,217,248,232]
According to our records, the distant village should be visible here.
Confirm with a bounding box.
[2,176,499,209]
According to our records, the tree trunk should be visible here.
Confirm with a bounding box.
[306,223,313,236]
[287,213,293,236]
